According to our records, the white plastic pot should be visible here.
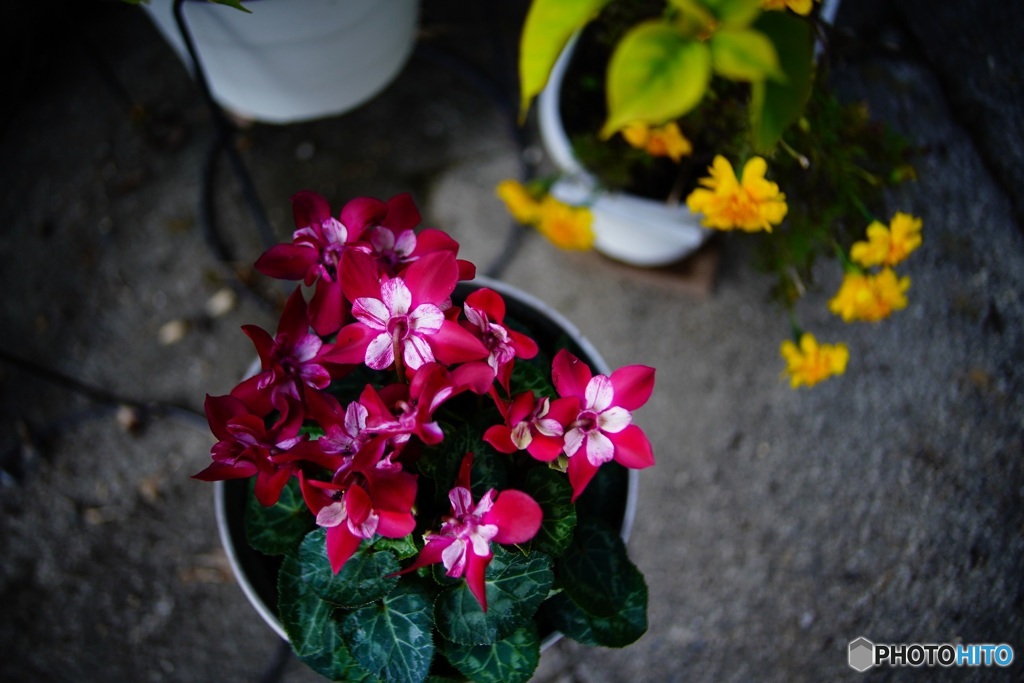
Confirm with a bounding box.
[143,0,419,124]
[537,33,710,268]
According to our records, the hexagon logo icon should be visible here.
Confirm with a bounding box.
[849,637,875,672]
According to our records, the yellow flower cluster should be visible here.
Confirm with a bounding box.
[780,333,849,388]
[685,156,788,233]
[621,122,693,162]
[496,180,595,251]
[829,212,921,323]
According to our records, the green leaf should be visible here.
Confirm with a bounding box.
[749,11,815,152]
[703,0,762,27]
[508,358,556,401]
[245,478,315,556]
[297,528,400,609]
[435,547,554,646]
[559,520,643,618]
[523,467,577,557]
[298,625,376,683]
[518,0,614,119]
[543,520,648,647]
[601,22,712,137]
[277,552,338,659]
[710,27,784,82]
[341,580,435,683]
[374,534,420,561]
[442,622,541,683]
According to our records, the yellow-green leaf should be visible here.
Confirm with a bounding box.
[706,0,763,27]
[749,11,814,151]
[518,0,612,120]
[600,22,712,138]
[710,27,785,82]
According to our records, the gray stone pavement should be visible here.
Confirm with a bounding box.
[1,1,1022,682]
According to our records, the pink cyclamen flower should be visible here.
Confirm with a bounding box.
[192,393,305,506]
[231,287,338,417]
[299,438,417,573]
[460,288,539,390]
[551,349,656,500]
[254,191,369,336]
[339,250,487,373]
[398,453,542,611]
[483,391,578,462]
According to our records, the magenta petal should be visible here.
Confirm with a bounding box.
[254,467,292,506]
[309,278,347,336]
[377,509,416,538]
[526,434,564,461]
[485,490,542,544]
[384,193,422,232]
[229,374,273,416]
[567,452,601,502]
[428,320,488,365]
[465,550,492,612]
[241,325,276,367]
[610,424,655,470]
[483,425,517,454]
[552,349,592,400]
[450,362,496,395]
[397,536,451,576]
[254,243,317,281]
[410,227,457,257]
[610,365,656,410]
[292,190,334,227]
[277,287,310,338]
[465,287,506,322]
[204,394,246,441]
[340,196,387,236]
[341,250,385,303]
[192,460,257,482]
[509,329,539,360]
[321,323,376,365]
[326,525,363,573]
[402,251,458,305]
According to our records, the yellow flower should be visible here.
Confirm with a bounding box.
[496,179,542,225]
[850,212,923,268]
[621,122,693,162]
[828,268,911,323]
[685,155,788,232]
[780,333,849,388]
[762,0,818,15]
[536,196,595,250]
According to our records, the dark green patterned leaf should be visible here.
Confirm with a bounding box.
[245,477,315,556]
[276,552,337,659]
[442,621,541,683]
[524,466,576,557]
[297,528,400,609]
[341,580,435,683]
[435,547,553,646]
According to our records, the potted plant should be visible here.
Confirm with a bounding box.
[132,0,420,124]
[194,190,656,682]
[502,0,920,388]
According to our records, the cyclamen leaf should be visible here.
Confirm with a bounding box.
[341,580,435,683]
[559,520,645,618]
[298,623,376,683]
[601,22,712,137]
[508,355,556,399]
[277,552,339,659]
[542,578,648,648]
[442,622,541,683]
[297,528,400,609]
[435,547,554,646]
[524,467,577,557]
[245,477,315,556]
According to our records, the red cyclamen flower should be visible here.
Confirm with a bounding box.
[551,349,656,500]
[460,288,538,390]
[397,453,542,611]
[483,391,578,462]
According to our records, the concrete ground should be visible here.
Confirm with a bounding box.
[1,1,1022,682]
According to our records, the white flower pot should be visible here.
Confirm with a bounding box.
[143,0,419,124]
[537,34,711,268]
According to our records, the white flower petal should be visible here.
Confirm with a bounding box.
[409,304,443,333]
[381,278,412,315]
[563,428,585,458]
[403,334,435,370]
[597,406,632,434]
[365,333,395,370]
[353,297,389,330]
[585,430,616,466]
[316,501,346,528]
[585,374,615,412]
